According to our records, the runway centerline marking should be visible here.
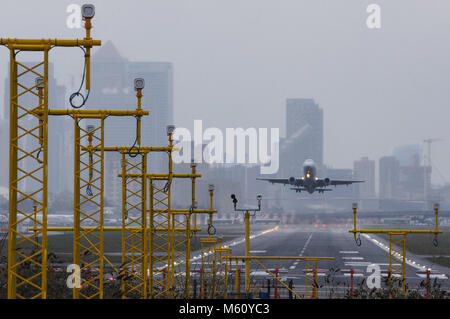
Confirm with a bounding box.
[291,233,313,271]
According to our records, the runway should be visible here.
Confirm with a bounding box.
[190,224,450,298]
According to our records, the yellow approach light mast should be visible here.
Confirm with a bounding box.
[2,4,100,299]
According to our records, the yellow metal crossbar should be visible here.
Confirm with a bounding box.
[349,204,443,297]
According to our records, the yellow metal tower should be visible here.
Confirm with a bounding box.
[349,202,443,297]
[73,119,105,299]
[2,14,100,298]
[120,151,148,298]
[213,243,231,298]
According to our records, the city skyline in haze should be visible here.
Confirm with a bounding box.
[0,0,449,186]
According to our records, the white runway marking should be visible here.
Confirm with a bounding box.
[416,274,448,279]
[342,257,364,260]
[250,250,267,254]
[340,251,359,254]
[291,233,313,271]
[344,262,372,267]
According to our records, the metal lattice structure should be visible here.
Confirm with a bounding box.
[120,152,147,298]
[304,259,318,299]
[7,53,49,299]
[388,232,406,295]
[200,237,217,298]
[73,120,105,299]
[214,246,230,298]
[149,177,172,298]
[171,211,191,298]
[349,203,443,297]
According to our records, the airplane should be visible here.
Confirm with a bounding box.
[257,159,364,194]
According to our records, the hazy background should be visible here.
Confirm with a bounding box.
[0,0,449,184]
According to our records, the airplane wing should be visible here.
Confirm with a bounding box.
[256,178,304,186]
[316,179,364,187]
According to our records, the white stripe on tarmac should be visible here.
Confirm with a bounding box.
[416,274,448,279]
[342,257,364,260]
[340,251,359,254]
[344,262,372,267]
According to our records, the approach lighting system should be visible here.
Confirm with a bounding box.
[35,77,44,89]
[81,4,95,19]
[134,78,145,91]
[166,125,175,135]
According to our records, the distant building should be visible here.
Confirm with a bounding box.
[104,152,122,207]
[324,167,355,197]
[393,144,421,167]
[285,98,323,169]
[3,62,67,194]
[353,157,375,199]
[393,144,430,200]
[87,41,173,173]
[379,156,400,199]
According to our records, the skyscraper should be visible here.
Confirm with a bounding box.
[353,156,375,199]
[87,41,173,203]
[281,98,323,177]
[88,41,173,152]
[379,156,400,199]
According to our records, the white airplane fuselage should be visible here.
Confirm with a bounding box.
[302,159,318,193]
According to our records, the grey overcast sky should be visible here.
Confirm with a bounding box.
[1,0,450,184]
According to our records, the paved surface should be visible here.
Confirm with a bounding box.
[190,224,450,298]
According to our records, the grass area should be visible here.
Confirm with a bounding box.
[425,257,450,268]
[364,224,450,268]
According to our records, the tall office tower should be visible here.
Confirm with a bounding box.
[104,152,122,207]
[3,62,67,194]
[393,144,430,199]
[393,144,422,167]
[87,41,173,173]
[353,156,376,199]
[283,98,323,176]
[379,156,400,199]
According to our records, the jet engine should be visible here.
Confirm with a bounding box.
[289,177,296,185]
[324,178,330,186]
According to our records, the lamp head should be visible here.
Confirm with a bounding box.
[134,78,145,91]
[81,4,95,20]
[166,125,175,135]
[35,77,44,89]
